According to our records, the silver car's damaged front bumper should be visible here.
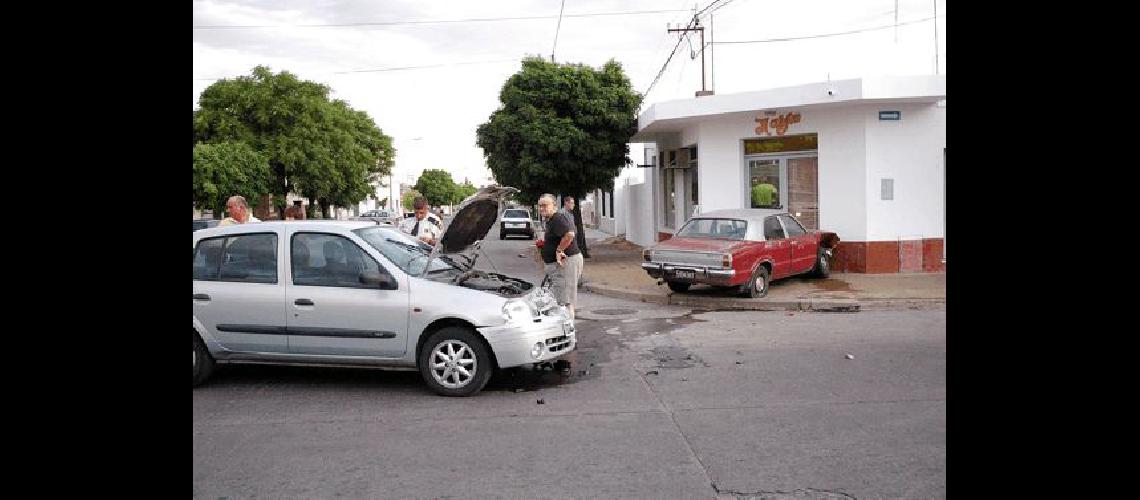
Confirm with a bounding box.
[478,313,577,368]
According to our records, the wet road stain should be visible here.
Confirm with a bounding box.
[490,312,707,391]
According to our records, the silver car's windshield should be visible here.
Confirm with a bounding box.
[676,218,748,240]
[353,226,459,275]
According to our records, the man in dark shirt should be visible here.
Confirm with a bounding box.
[537,193,583,319]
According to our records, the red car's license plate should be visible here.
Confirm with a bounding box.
[674,270,695,280]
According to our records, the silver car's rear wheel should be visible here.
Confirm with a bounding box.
[193,333,215,387]
[419,327,494,396]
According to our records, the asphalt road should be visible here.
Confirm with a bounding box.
[193,225,945,499]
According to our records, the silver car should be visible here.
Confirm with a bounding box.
[193,186,576,396]
[351,209,399,226]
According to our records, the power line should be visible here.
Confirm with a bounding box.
[641,0,703,85]
[193,9,690,29]
[551,0,566,62]
[193,58,522,81]
[714,15,937,45]
[640,0,731,103]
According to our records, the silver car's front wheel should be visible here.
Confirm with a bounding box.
[419,327,494,396]
[429,339,478,389]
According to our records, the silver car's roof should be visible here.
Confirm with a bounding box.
[192,220,375,240]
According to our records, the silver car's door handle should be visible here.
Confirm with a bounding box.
[295,298,314,306]
[193,293,210,301]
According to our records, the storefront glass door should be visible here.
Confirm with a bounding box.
[748,159,783,209]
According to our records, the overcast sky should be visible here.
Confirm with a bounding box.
[193,0,946,190]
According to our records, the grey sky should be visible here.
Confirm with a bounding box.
[194,0,946,189]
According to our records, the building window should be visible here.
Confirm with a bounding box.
[688,146,698,217]
[662,150,676,229]
[748,159,781,209]
[607,189,614,218]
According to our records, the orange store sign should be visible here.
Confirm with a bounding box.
[754,112,802,136]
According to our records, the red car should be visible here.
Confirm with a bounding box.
[641,209,840,298]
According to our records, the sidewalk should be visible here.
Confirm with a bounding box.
[576,236,946,312]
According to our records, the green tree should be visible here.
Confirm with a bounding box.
[414,169,460,207]
[455,180,478,204]
[193,66,394,219]
[476,56,642,257]
[193,142,273,218]
[402,189,422,212]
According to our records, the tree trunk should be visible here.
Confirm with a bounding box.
[308,196,319,218]
[275,163,290,220]
[573,193,589,258]
[319,198,332,219]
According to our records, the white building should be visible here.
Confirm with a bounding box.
[618,75,945,273]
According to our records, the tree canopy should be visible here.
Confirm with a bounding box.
[193,142,272,218]
[414,169,462,206]
[193,66,394,218]
[475,56,642,204]
[401,189,422,212]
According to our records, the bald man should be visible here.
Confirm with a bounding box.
[218,195,261,226]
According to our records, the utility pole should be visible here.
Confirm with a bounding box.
[932,0,940,75]
[669,16,713,97]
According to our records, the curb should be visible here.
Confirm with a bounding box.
[582,283,861,312]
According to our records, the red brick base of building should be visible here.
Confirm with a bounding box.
[831,238,945,273]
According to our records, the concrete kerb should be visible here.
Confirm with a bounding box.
[581,282,861,312]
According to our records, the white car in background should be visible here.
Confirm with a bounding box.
[193,186,576,396]
[499,208,535,239]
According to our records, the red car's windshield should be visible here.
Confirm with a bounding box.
[676,218,748,240]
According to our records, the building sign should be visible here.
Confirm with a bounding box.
[879,110,902,120]
[754,112,801,136]
[744,133,818,155]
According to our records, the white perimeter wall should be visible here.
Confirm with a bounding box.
[864,103,946,241]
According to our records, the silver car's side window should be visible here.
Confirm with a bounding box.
[763,216,786,240]
[216,233,278,284]
[193,237,226,281]
[292,232,387,288]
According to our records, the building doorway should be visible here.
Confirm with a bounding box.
[787,156,819,230]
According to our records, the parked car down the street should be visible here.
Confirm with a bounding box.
[193,186,576,396]
[641,209,840,298]
[193,219,220,231]
[351,209,400,226]
[499,208,535,239]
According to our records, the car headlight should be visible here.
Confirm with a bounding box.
[501,299,535,322]
[531,342,544,359]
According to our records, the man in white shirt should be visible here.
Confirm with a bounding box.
[218,195,261,226]
[398,197,442,245]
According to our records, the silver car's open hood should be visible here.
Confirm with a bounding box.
[418,186,518,277]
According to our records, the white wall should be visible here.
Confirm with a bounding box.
[863,103,946,241]
[624,178,657,247]
[684,107,870,241]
